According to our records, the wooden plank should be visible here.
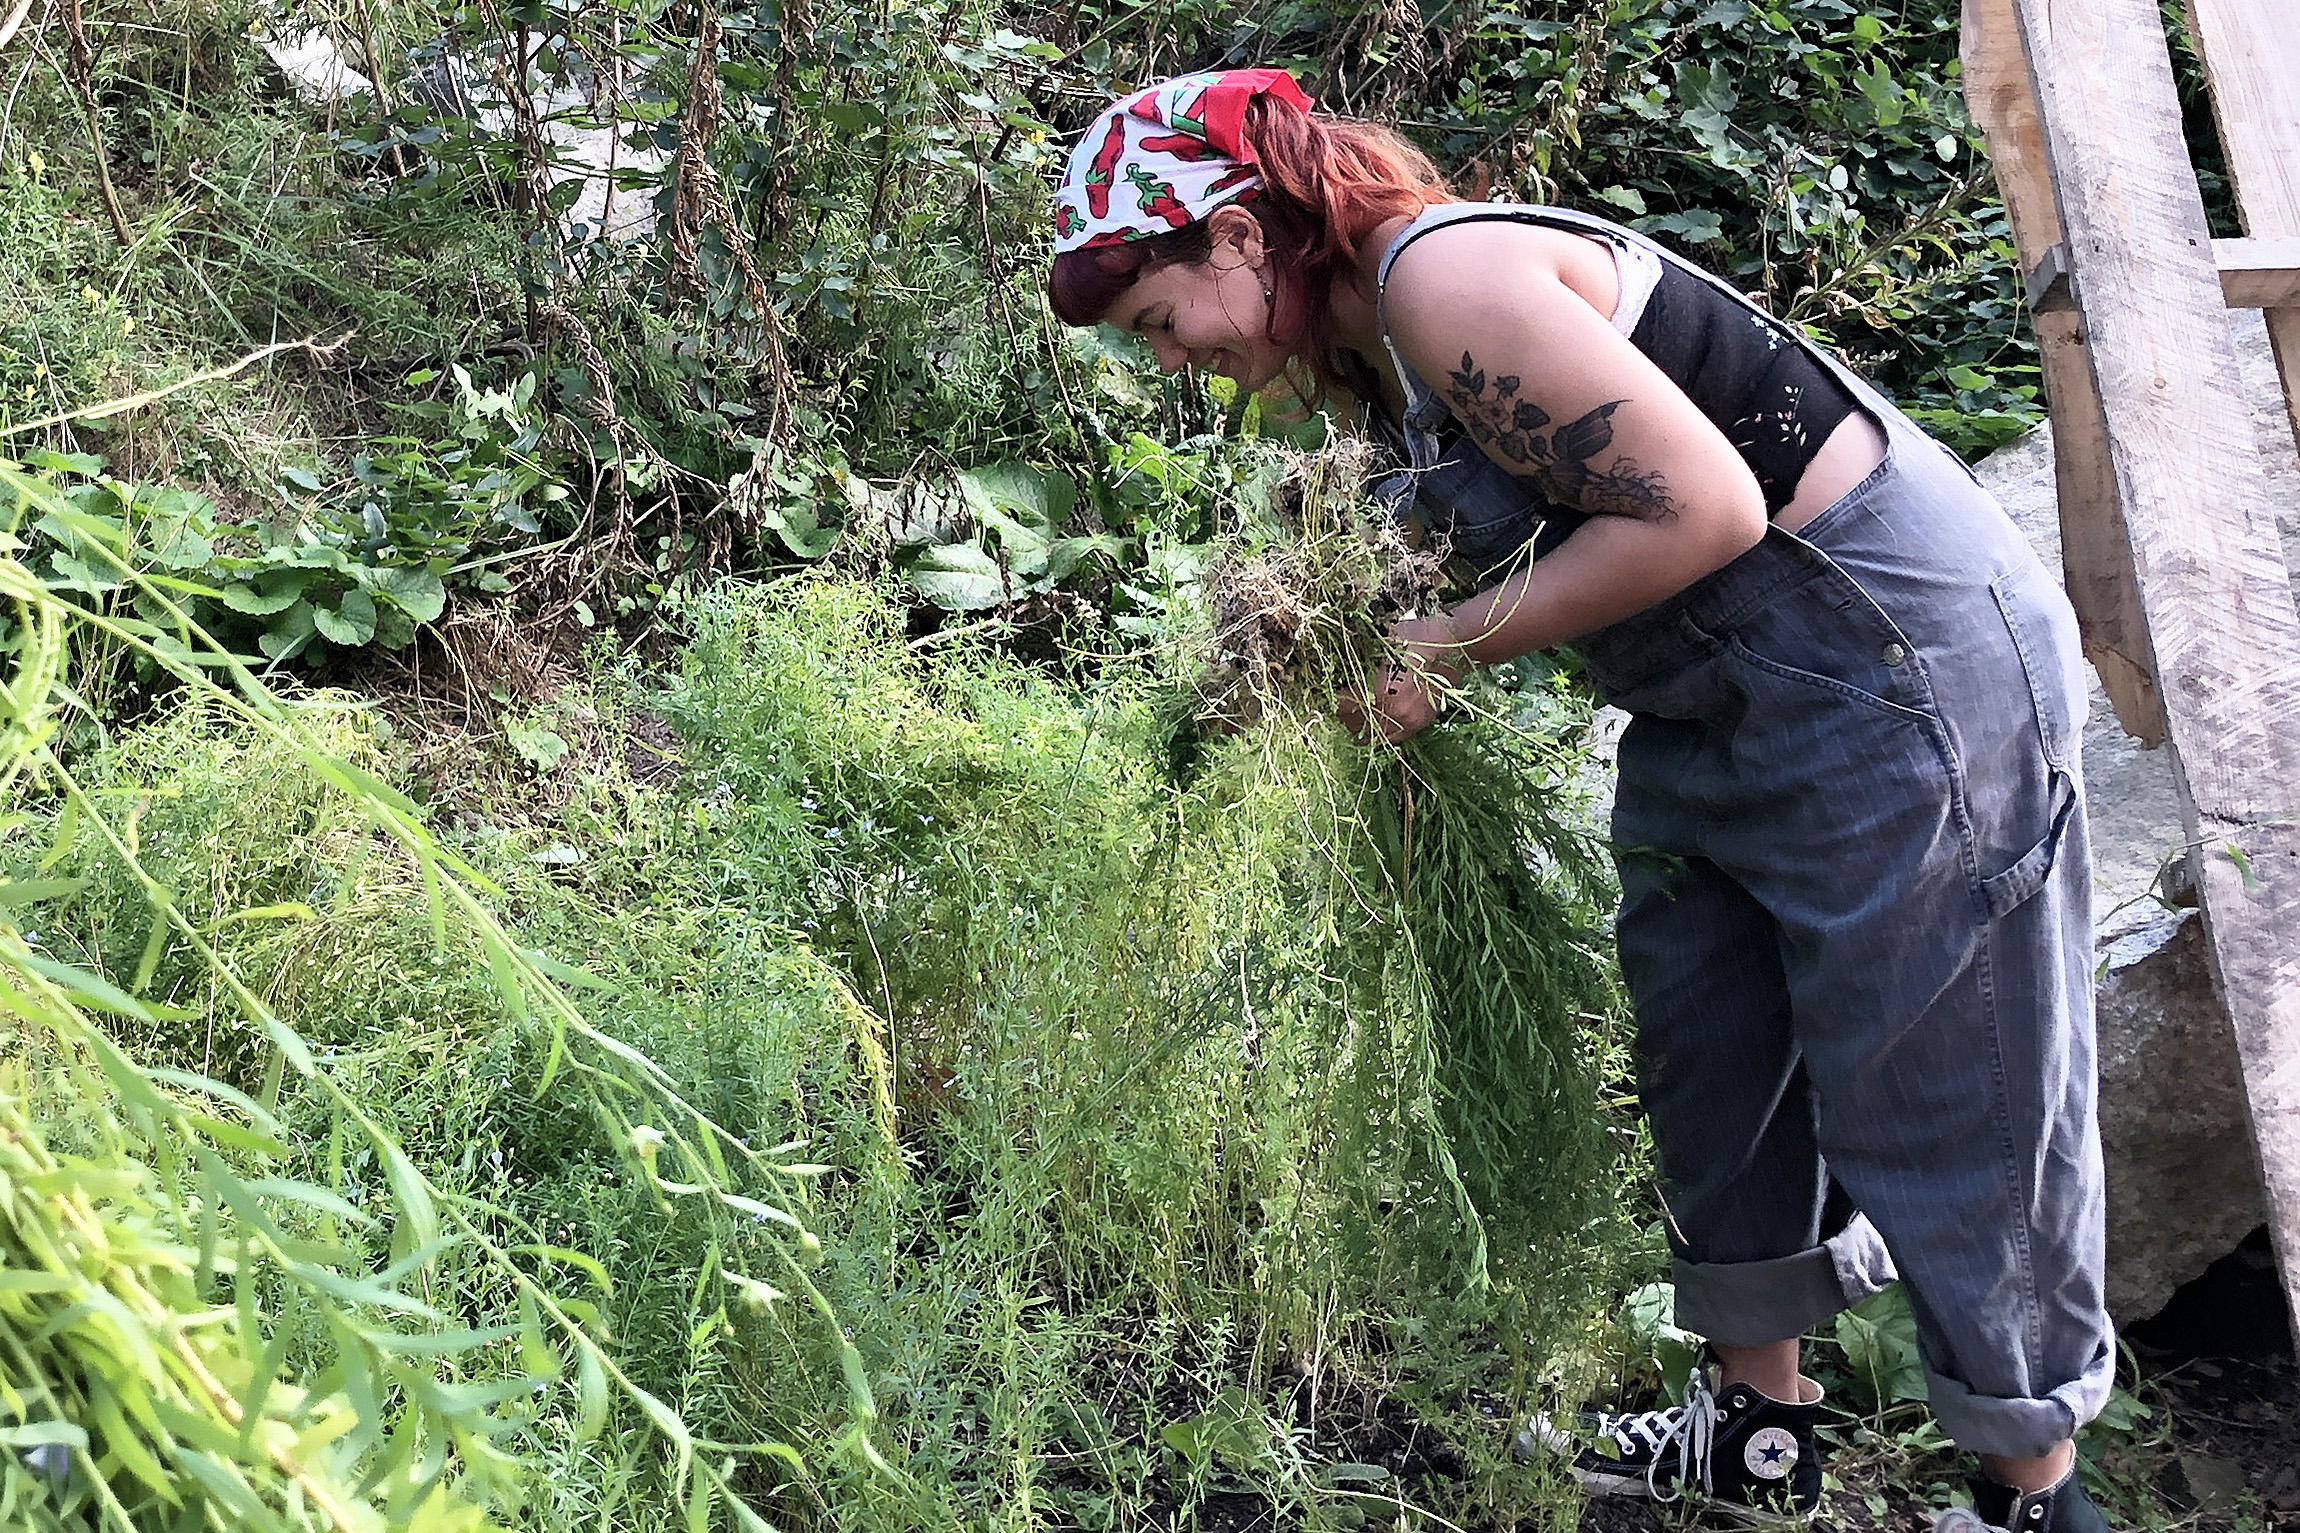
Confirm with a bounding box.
[2186,0,2300,450]
[1962,0,2163,744]
[2034,240,2300,310]
[2013,0,2300,1355]
[2214,238,2300,310]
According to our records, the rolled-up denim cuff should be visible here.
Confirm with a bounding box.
[1922,1340,2115,1459]
[1671,1211,1898,1347]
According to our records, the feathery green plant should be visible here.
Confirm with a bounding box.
[1189,451,1626,1315]
[0,452,868,1528]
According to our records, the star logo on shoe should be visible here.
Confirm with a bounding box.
[1744,1427,1799,1480]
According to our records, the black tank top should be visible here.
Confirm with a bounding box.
[1361,204,1863,577]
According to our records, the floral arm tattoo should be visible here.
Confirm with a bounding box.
[1441,351,1676,522]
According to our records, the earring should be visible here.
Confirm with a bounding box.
[1261,284,1274,303]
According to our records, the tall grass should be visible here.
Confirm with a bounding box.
[0,455,858,1529]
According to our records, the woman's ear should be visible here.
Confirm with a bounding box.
[1205,204,1268,273]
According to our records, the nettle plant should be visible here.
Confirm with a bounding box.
[20,368,559,662]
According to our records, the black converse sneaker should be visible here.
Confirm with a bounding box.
[1934,1468,2113,1533]
[1523,1372,1823,1522]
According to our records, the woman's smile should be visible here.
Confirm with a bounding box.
[1106,245,1287,392]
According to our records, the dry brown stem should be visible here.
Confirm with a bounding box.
[666,0,794,437]
[59,0,130,246]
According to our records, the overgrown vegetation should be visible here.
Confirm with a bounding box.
[6,0,2079,672]
[0,0,2236,1527]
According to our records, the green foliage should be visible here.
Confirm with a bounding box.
[1207,0,2045,456]
[0,456,845,1529]
[1834,1285,1928,1413]
[8,0,2242,1520]
[7,0,2086,657]
[658,575,1641,1524]
[9,363,556,663]
[0,1053,490,1533]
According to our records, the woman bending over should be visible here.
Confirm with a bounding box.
[1049,69,2112,1533]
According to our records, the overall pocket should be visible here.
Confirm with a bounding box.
[1978,768,2080,918]
[1990,558,2090,772]
[1705,563,1938,728]
[1969,557,2090,915]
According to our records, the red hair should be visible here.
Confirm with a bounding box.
[1048,93,1456,396]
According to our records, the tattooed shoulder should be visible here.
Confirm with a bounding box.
[1439,349,1675,521]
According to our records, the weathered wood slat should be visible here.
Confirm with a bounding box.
[2010,0,2300,1354]
[2030,239,2300,311]
[2186,0,2300,450]
[2214,238,2300,310]
[1962,0,2162,744]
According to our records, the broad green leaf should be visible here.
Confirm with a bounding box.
[574,1342,609,1442]
[18,951,167,1021]
[1834,1284,1925,1408]
[906,543,1008,611]
[758,494,842,559]
[1043,534,1123,582]
[0,876,88,904]
[369,564,448,622]
[313,588,379,646]
[972,505,1050,576]
[376,1135,440,1264]
[257,599,318,660]
[147,518,214,569]
[958,462,1069,535]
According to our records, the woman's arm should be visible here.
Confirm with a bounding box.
[1358,223,1771,739]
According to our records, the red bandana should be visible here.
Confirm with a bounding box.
[1052,69,1315,253]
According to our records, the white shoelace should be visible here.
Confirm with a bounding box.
[1588,1369,1718,1503]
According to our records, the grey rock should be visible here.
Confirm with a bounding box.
[259,29,375,106]
[263,30,662,242]
[2092,910,2269,1320]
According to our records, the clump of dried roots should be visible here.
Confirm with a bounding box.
[1195,440,1445,731]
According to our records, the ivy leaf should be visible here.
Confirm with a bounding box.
[1446,352,1486,399]
[1636,208,1728,246]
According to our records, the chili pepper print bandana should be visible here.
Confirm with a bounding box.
[1052,69,1315,253]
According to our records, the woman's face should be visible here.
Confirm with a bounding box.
[1105,210,1290,391]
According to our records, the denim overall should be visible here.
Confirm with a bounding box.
[1376,204,2113,1459]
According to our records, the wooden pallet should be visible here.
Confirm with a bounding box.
[1962,0,2300,1349]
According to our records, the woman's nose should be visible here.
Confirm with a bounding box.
[1145,335,1186,373]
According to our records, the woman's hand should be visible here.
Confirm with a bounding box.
[1339,612,1469,744]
